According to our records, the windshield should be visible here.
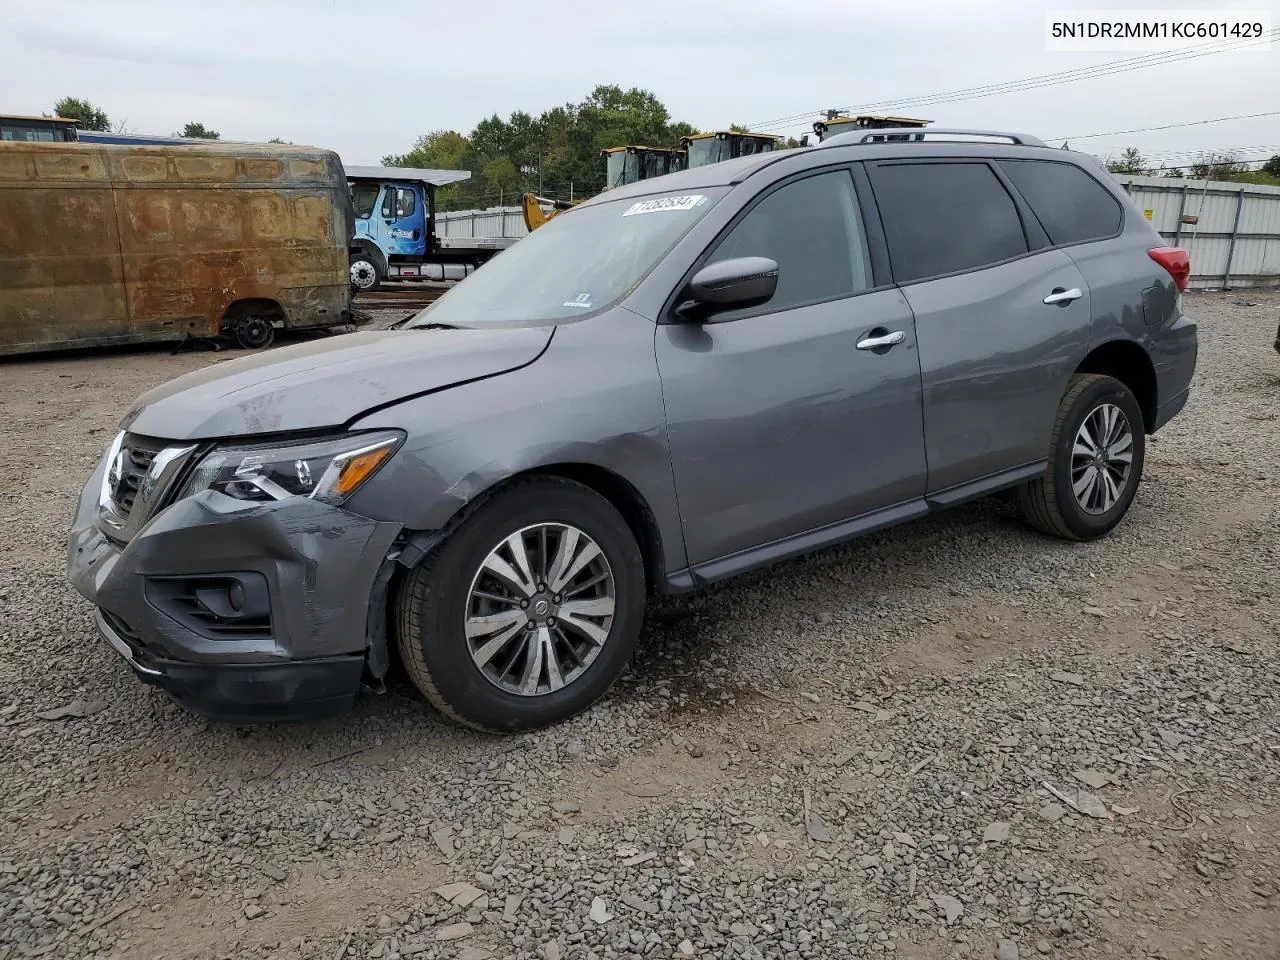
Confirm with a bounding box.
[403,188,728,327]
[351,182,379,219]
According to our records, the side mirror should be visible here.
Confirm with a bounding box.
[676,256,778,322]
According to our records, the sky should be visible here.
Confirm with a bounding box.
[2,0,1277,170]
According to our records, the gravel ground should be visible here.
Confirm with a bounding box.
[1,293,1277,960]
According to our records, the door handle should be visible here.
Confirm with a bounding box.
[856,330,906,351]
[1043,287,1083,305]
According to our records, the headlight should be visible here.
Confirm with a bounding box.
[177,430,404,506]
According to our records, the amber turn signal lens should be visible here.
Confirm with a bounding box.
[334,446,395,498]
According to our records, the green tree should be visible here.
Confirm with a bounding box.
[482,156,521,202]
[267,137,291,144]
[384,85,739,210]
[52,97,109,131]
[1260,154,1280,178]
[177,121,220,140]
[383,130,479,210]
[1189,150,1247,181]
[1106,147,1149,175]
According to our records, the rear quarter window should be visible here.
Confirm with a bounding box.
[997,159,1123,246]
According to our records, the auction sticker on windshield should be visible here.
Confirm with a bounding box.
[622,195,708,216]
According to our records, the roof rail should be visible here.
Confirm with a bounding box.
[817,128,1047,148]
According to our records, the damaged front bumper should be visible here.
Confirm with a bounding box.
[66,456,402,723]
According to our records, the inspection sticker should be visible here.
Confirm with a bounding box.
[562,292,594,309]
[622,195,708,216]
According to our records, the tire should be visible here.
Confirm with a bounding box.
[1018,373,1146,541]
[229,314,275,350]
[349,251,382,293]
[396,477,647,733]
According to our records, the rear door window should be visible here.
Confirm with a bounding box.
[869,161,1029,283]
[997,159,1123,246]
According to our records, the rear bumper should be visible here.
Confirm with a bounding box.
[1152,386,1190,433]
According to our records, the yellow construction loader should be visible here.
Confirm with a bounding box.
[680,130,782,166]
[811,114,930,143]
[601,145,686,190]
[520,128,784,232]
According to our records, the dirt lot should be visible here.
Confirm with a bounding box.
[1,293,1277,960]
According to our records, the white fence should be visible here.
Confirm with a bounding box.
[434,179,1280,290]
[1112,174,1280,290]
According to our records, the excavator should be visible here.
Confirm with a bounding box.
[521,128,784,232]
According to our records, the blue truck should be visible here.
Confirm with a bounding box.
[344,165,518,291]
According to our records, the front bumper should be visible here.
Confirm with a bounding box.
[66,457,401,722]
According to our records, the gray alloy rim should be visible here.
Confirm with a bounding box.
[349,260,377,290]
[1071,402,1134,515]
[464,523,616,697]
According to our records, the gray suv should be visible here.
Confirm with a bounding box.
[66,129,1198,732]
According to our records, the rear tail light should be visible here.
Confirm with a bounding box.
[1149,246,1190,292]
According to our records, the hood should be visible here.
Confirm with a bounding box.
[121,327,553,440]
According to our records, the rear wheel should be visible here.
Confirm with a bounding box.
[1018,373,1145,541]
[229,313,275,350]
[396,477,647,732]
[349,251,382,293]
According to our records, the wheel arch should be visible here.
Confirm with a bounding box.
[221,297,285,325]
[1075,339,1157,432]
[350,240,388,274]
[396,462,668,599]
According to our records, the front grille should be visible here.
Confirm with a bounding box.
[110,434,168,520]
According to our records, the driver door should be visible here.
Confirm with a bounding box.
[380,183,426,257]
[655,167,927,572]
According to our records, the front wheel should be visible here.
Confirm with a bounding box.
[349,251,382,293]
[396,477,647,732]
[1018,373,1146,541]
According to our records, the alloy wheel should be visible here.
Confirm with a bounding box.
[464,523,616,697]
[1071,402,1134,515]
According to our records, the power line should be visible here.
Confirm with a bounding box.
[747,30,1279,132]
[1050,110,1280,143]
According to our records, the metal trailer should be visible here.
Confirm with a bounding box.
[345,165,519,289]
[0,140,354,356]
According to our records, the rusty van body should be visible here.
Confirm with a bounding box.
[0,140,354,356]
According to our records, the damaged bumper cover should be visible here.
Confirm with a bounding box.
[66,458,401,723]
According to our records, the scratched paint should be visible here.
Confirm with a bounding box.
[0,140,354,356]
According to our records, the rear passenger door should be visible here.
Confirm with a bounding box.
[865,159,1093,496]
